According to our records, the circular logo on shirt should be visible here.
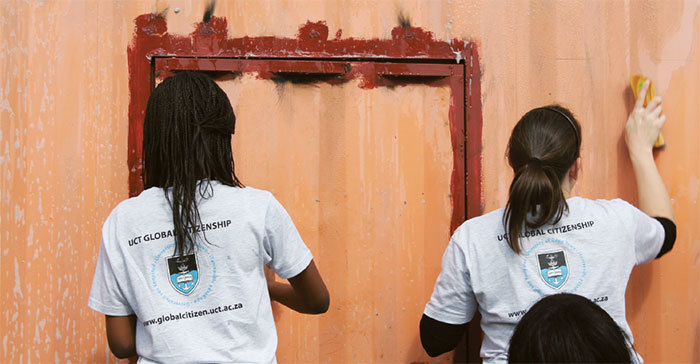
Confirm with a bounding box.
[522,238,586,296]
[151,243,217,306]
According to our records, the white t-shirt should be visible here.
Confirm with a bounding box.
[424,197,664,363]
[88,182,312,364]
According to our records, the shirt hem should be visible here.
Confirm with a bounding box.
[275,251,313,279]
[88,298,134,316]
[423,306,469,326]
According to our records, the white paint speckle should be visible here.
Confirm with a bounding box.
[13,257,23,298]
[34,323,41,344]
[0,78,15,117]
[14,204,23,224]
[40,82,48,113]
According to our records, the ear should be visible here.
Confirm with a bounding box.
[568,157,582,183]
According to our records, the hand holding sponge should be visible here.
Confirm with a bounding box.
[630,75,665,148]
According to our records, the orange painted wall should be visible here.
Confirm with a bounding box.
[1,1,698,363]
[217,77,455,363]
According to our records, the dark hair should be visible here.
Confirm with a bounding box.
[508,293,632,363]
[142,71,243,256]
[503,105,581,254]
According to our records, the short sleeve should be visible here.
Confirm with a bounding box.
[423,238,477,325]
[263,194,313,279]
[88,215,134,316]
[614,199,665,265]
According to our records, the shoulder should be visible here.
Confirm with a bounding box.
[238,186,274,200]
[568,196,629,208]
[106,186,167,221]
[566,197,649,236]
[97,192,153,251]
[451,207,506,246]
[212,183,271,198]
[216,186,285,217]
[227,186,275,208]
[567,197,637,217]
[105,190,152,225]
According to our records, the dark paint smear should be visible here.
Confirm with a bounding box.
[202,0,216,23]
[127,14,483,235]
[271,72,347,85]
[378,75,448,87]
[397,9,411,28]
[176,70,241,81]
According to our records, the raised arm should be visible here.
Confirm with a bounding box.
[625,80,675,223]
[268,260,330,314]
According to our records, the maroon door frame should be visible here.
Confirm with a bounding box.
[127,14,483,361]
[134,55,482,233]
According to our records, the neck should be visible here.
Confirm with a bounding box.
[561,176,574,199]
[563,188,572,199]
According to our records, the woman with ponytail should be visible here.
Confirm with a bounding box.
[88,72,329,363]
[420,80,676,362]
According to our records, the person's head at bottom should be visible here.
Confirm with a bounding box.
[508,293,632,363]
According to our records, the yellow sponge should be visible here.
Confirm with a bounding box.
[630,75,665,148]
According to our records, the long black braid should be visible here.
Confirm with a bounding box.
[142,71,243,256]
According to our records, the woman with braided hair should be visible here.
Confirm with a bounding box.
[420,80,676,363]
[88,72,329,363]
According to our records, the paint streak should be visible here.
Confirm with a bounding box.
[465,45,483,220]
[127,14,483,235]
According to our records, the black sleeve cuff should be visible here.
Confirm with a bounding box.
[419,314,467,357]
[653,217,676,259]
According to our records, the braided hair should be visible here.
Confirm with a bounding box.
[142,71,243,256]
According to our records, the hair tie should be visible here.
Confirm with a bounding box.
[528,157,542,165]
[518,157,543,172]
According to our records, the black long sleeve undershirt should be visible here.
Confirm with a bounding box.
[419,314,467,357]
[653,216,676,259]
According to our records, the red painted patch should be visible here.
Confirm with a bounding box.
[298,21,330,52]
[131,14,469,59]
[127,14,483,231]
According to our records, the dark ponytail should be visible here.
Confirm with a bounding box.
[503,106,581,254]
[142,71,243,256]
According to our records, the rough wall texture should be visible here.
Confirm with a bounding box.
[1,0,698,363]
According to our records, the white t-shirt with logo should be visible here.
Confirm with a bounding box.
[424,197,664,363]
[88,182,312,364]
